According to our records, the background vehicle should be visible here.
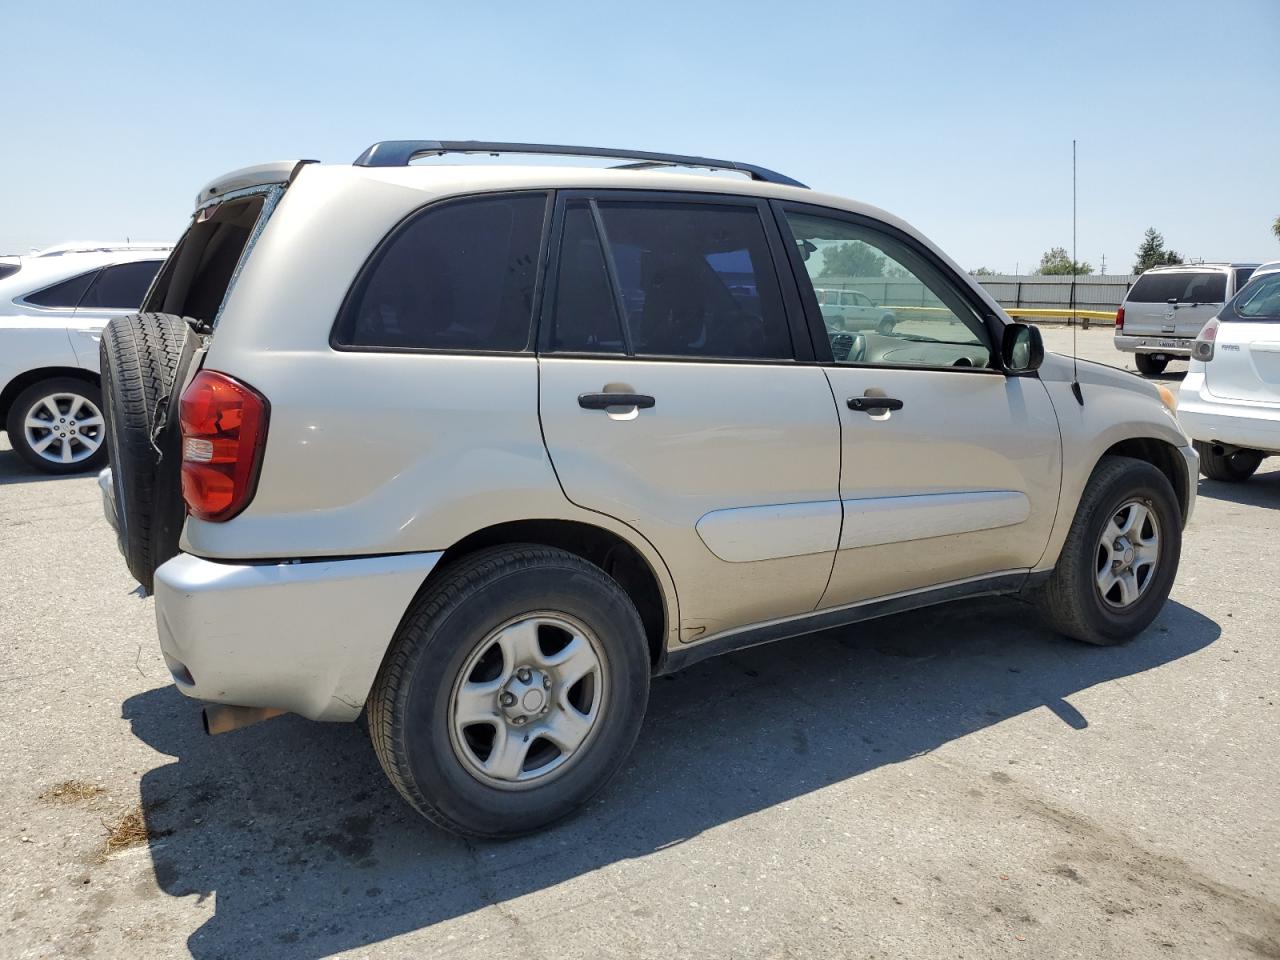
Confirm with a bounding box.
[1179,270,1280,481]
[1115,262,1257,376]
[1,242,170,472]
[99,142,1195,838]
[815,287,897,333]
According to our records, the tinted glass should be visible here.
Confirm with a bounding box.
[595,201,792,360]
[0,262,19,283]
[78,260,162,309]
[337,193,547,350]
[1127,272,1227,304]
[24,270,96,308]
[1234,274,1280,320]
[1234,267,1255,291]
[783,210,992,369]
[550,202,626,353]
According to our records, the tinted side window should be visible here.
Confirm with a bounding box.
[336,193,547,351]
[550,202,626,353]
[594,201,792,361]
[24,270,97,308]
[78,260,162,309]
[1234,267,1255,292]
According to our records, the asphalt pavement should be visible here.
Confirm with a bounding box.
[1,326,1277,959]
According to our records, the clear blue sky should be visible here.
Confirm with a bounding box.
[4,0,1278,273]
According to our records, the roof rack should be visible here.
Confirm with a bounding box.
[353,140,807,188]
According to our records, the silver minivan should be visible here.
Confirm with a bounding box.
[1115,262,1257,375]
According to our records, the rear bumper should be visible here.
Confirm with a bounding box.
[1114,334,1192,357]
[1178,387,1280,454]
[153,550,442,721]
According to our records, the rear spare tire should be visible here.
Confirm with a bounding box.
[100,312,198,592]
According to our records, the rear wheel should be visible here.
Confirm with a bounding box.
[1134,353,1169,376]
[1194,440,1263,482]
[876,314,896,335]
[100,312,198,592]
[1034,456,1181,646]
[368,545,650,838]
[5,377,107,474]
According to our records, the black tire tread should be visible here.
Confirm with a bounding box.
[1134,353,1168,376]
[1193,440,1262,483]
[368,544,644,838]
[100,312,195,591]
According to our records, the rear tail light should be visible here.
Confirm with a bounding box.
[179,370,269,521]
[1115,307,1125,330]
[1191,317,1219,363]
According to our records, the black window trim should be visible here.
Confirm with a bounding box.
[17,268,103,311]
[769,199,1013,376]
[329,189,555,356]
[536,188,814,365]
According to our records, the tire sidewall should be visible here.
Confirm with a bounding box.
[1072,463,1181,642]
[393,560,650,837]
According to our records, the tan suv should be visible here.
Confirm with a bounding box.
[99,141,1196,837]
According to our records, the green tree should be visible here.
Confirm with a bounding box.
[1132,228,1183,274]
[1273,214,1280,242]
[819,241,885,278]
[970,266,996,276]
[1036,247,1094,275]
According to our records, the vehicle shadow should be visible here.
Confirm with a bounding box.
[1196,466,1280,507]
[122,595,1220,960]
[0,447,95,486]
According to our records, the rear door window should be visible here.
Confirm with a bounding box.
[78,260,163,310]
[1127,272,1227,304]
[1234,267,1256,292]
[23,270,98,308]
[591,200,793,361]
[335,193,548,351]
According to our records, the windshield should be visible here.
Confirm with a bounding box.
[1234,274,1280,321]
[1127,271,1227,304]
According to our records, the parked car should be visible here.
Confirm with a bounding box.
[1,242,171,473]
[815,287,897,333]
[1115,262,1258,376]
[1178,269,1280,481]
[99,141,1195,838]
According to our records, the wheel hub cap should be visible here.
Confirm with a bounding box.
[22,392,104,465]
[448,613,607,790]
[1096,500,1160,609]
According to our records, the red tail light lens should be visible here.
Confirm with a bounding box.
[1115,307,1125,330]
[179,370,268,521]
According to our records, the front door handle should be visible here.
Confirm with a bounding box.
[578,393,656,410]
[847,396,903,412]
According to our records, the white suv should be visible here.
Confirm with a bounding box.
[1,242,170,472]
[100,142,1197,837]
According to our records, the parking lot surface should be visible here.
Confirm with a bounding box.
[1,326,1277,959]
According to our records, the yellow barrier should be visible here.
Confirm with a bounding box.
[1002,307,1116,321]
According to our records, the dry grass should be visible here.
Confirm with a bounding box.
[39,780,105,805]
[99,803,149,860]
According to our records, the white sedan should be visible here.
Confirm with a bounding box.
[0,242,170,473]
[1178,269,1280,481]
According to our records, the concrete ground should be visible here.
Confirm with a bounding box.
[1,326,1277,959]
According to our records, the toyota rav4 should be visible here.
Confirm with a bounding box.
[100,141,1197,838]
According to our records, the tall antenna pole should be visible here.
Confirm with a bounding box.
[1070,139,1083,405]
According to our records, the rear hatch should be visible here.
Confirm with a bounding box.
[1123,269,1228,339]
[1206,273,1280,403]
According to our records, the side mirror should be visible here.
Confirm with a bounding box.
[1002,322,1043,373]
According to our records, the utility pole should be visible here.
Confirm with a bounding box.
[1100,253,1107,275]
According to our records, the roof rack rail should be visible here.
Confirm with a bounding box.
[353,140,807,188]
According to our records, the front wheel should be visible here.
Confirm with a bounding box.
[1134,353,1169,376]
[1194,440,1262,482]
[5,377,107,474]
[368,545,650,838]
[1034,456,1181,646]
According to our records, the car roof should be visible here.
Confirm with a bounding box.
[1141,262,1259,274]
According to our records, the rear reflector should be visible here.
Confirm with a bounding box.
[179,370,268,521]
[1115,307,1125,330]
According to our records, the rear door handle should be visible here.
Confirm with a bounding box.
[578,393,656,410]
[847,396,903,412]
